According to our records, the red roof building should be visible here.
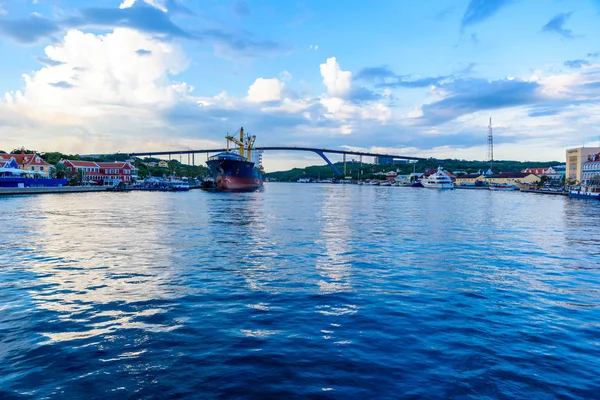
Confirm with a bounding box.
[520,167,560,180]
[60,160,137,185]
[61,160,102,183]
[96,161,137,185]
[0,153,51,177]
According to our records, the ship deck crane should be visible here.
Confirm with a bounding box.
[226,127,256,162]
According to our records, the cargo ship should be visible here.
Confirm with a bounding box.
[205,127,264,191]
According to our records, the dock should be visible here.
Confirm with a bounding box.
[519,188,568,196]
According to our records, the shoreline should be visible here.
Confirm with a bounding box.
[0,186,108,196]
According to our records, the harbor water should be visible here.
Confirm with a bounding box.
[1,184,599,399]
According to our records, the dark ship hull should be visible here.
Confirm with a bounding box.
[206,155,264,192]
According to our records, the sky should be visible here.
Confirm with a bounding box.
[1,0,600,171]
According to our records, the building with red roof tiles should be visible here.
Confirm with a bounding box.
[60,160,102,184]
[59,160,138,185]
[0,152,51,177]
[95,161,137,186]
[520,167,560,180]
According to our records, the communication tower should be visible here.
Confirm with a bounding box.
[487,117,494,172]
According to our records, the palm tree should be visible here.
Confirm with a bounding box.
[67,169,84,186]
[50,163,69,179]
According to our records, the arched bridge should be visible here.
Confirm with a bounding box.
[128,146,425,176]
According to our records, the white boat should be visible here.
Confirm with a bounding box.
[421,166,454,189]
[489,183,518,191]
[380,181,392,186]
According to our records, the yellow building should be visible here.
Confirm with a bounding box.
[455,173,484,186]
[487,172,540,185]
[158,160,168,168]
[566,146,600,184]
[0,152,51,177]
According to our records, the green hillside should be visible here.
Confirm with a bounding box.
[266,158,562,182]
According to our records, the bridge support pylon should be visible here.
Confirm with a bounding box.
[314,151,342,177]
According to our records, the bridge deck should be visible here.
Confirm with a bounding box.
[129,146,424,161]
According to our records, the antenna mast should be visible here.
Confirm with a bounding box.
[487,117,494,172]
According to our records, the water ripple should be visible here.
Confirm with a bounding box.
[0,187,599,398]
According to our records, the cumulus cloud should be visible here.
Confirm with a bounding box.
[0,28,194,153]
[317,58,391,134]
[1,32,395,160]
[320,57,352,97]
[246,78,284,103]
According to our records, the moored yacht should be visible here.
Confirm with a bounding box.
[568,180,600,199]
[421,166,454,189]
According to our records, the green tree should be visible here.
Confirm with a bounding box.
[68,169,84,186]
[50,163,69,179]
[41,152,81,165]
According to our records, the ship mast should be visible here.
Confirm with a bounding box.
[239,127,245,159]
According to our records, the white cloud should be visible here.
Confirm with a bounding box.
[119,0,167,12]
[246,77,284,103]
[317,57,391,131]
[0,28,195,153]
[308,44,319,51]
[260,98,313,114]
[320,57,351,97]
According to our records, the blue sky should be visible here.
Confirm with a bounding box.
[1,0,600,170]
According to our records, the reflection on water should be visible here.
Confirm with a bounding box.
[316,186,353,294]
[23,194,185,344]
[1,186,599,399]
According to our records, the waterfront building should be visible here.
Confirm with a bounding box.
[487,172,540,185]
[96,161,137,186]
[60,160,102,184]
[581,152,600,185]
[0,156,19,170]
[565,146,600,183]
[59,160,137,185]
[520,167,561,180]
[551,164,566,180]
[455,173,485,186]
[0,153,51,177]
